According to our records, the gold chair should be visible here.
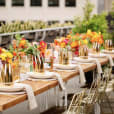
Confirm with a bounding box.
[98,68,114,114]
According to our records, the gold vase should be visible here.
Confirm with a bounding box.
[79,45,88,59]
[58,48,69,65]
[58,48,63,64]
[62,50,69,65]
[105,40,113,51]
[12,57,20,81]
[37,56,44,73]
[0,62,13,86]
[93,42,100,53]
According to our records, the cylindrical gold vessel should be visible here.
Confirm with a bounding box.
[93,42,100,53]
[58,48,69,65]
[0,62,14,86]
[37,56,44,73]
[105,39,113,51]
[79,45,88,59]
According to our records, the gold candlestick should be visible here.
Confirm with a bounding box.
[79,45,88,59]
[93,42,100,53]
[1,62,13,86]
[105,39,113,51]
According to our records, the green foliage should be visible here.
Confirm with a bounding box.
[72,0,109,41]
[25,45,39,56]
[0,21,73,34]
[83,0,94,21]
[72,13,108,34]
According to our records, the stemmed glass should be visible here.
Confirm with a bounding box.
[45,43,54,70]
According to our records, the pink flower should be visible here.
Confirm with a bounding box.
[64,38,69,45]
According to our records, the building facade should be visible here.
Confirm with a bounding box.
[0,0,108,24]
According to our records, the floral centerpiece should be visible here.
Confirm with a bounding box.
[25,41,47,72]
[54,33,88,56]
[54,29,104,56]
[0,48,13,63]
[86,30,104,45]
[0,48,13,85]
[9,34,29,58]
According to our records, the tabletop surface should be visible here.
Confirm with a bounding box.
[0,54,114,111]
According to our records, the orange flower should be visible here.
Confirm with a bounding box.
[54,39,60,46]
[12,40,17,49]
[76,33,80,36]
[19,39,26,48]
[60,42,66,48]
[13,51,17,56]
[71,41,79,48]
[66,35,72,39]
[98,39,104,44]
[82,34,87,40]
[0,47,2,54]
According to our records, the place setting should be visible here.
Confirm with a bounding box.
[0,54,37,110]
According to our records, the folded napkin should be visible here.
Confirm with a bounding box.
[15,83,37,110]
[53,72,67,106]
[103,54,114,66]
[77,65,86,85]
[27,72,67,106]
[91,58,103,74]
[89,53,114,67]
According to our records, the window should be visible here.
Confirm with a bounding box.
[48,0,59,7]
[0,0,5,6]
[30,0,42,6]
[65,0,76,7]
[12,0,24,6]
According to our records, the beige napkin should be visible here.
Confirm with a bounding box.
[15,83,37,110]
[91,58,103,74]
[104,54,114,66]
[27,72,67,106]
[77,65,86,85]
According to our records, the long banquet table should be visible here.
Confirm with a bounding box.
[0,54,114,114]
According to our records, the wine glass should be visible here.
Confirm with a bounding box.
[45,43,54,70]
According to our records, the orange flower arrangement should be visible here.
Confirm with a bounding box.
[38,41,47,56]
[19,38,27,48]
[9,35,29,58]
[86,30,104,45]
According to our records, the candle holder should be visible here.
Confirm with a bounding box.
[105,39,113,51]
[58,48,69,65]
[12,57,20,81]
[79,45,88,59]
[0,62,13,86]
[37,56,44,73]
[93,42,100,53]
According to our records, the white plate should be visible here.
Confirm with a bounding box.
[0,84,24,92]
[74,57,94,63]
[101,49,114,54]
[54,64,77,70]
[89,53,106,58]
[26,71,55,79]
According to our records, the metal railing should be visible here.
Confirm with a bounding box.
[0,26,74,46]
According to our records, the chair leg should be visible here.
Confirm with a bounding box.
[104,92,113,114]
[99,103,104,114]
